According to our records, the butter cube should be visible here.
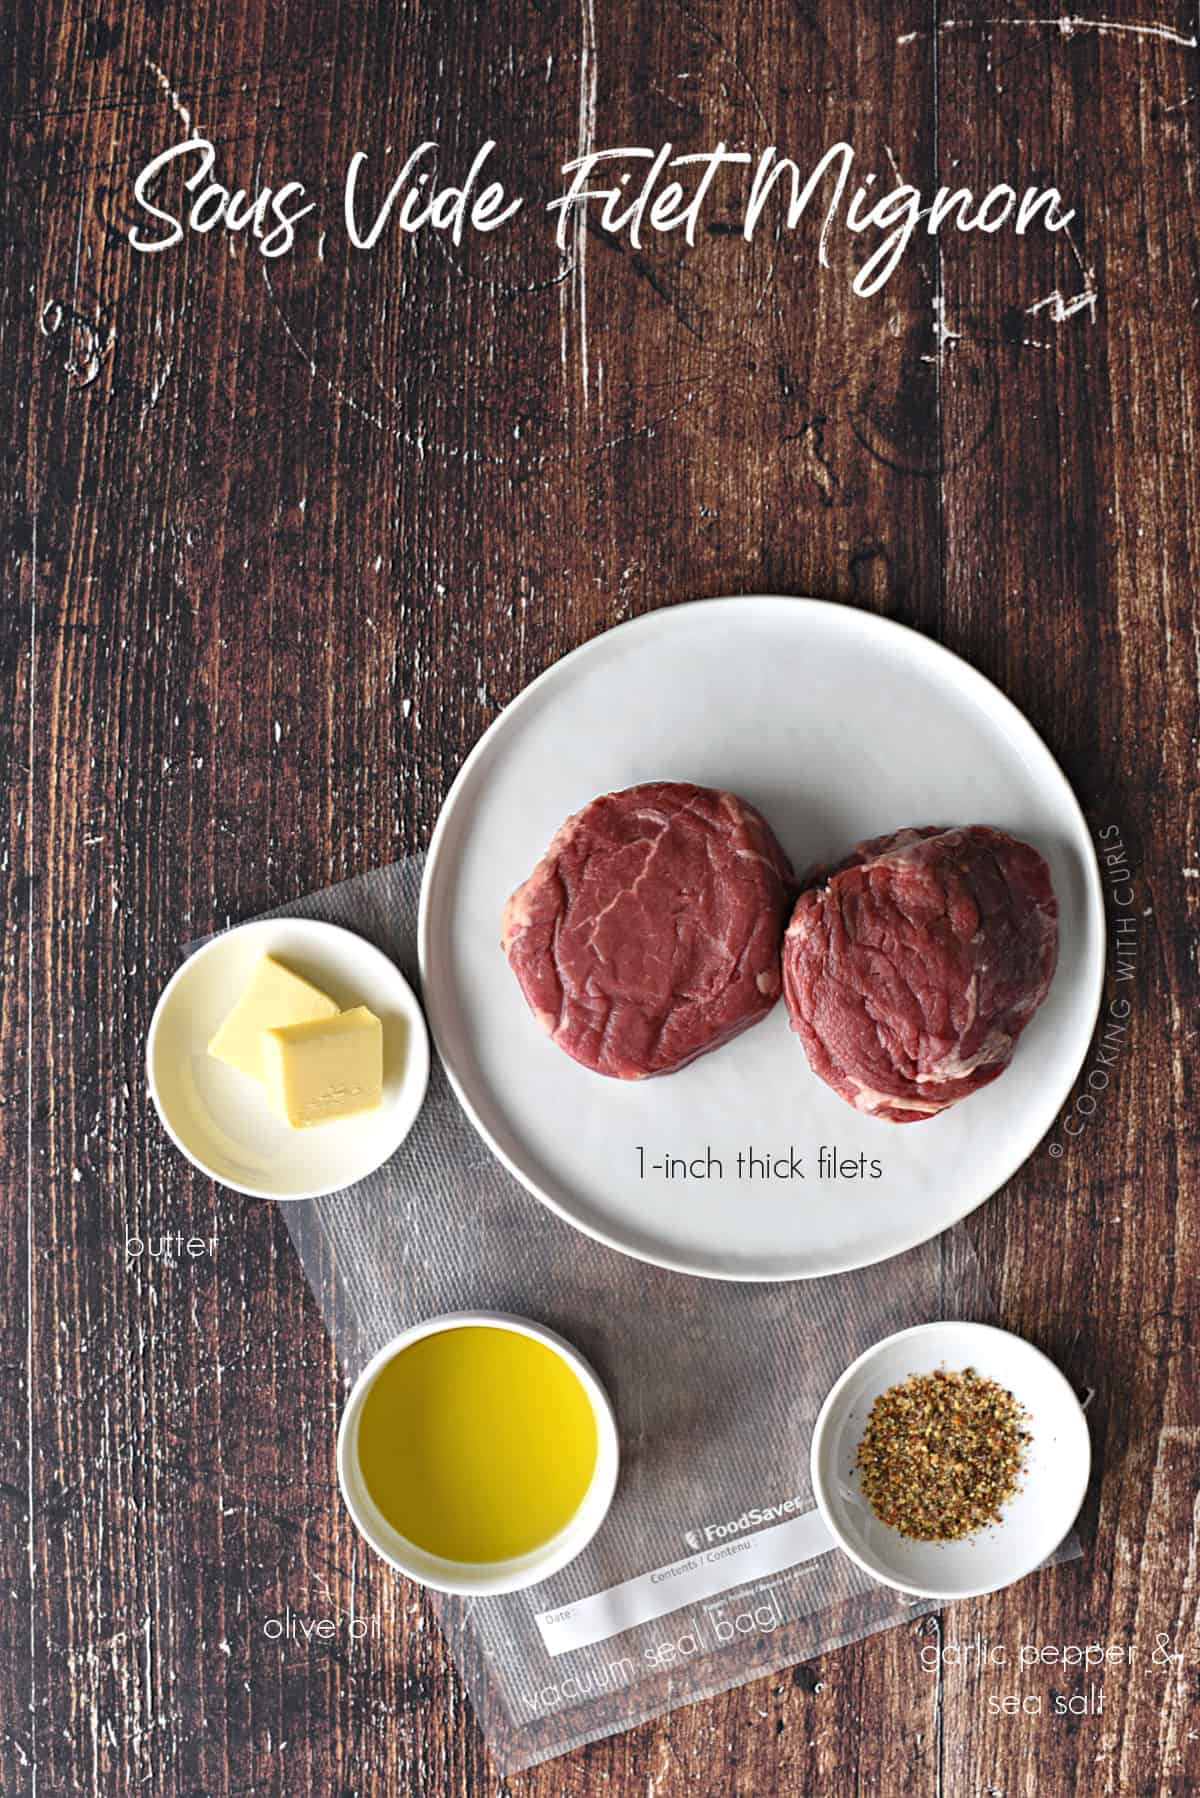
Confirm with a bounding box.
[208,954,340,1085]
[261,1005,384,1128]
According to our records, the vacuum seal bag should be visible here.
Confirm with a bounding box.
[215,860,1079,1773]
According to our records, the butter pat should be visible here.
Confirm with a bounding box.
[261,1005,384,1128]
[208,954,339,1084]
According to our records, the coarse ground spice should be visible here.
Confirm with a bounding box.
[854,1367,1031,1541]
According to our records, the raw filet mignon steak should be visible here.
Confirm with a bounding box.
[502,782,795,1079]
[782,825,1058,1123]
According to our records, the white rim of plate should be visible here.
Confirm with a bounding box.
[417,595,1107,1280]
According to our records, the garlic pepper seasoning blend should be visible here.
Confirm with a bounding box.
[854,1367,1031,1542]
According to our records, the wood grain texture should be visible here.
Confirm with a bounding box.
[2,0,1198,1792]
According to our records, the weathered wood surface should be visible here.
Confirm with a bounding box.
[2,0,1198,1792]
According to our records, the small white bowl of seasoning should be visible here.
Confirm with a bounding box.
[810,1320,1090,1601]
[146,917,430,1200]
[337,1312,620,1596]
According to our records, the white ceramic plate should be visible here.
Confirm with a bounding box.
[419,597,1105,1279]
[810,1321,1091,1598]
[147,917,430,1199]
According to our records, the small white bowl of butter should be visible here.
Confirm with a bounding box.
[147,918,430,1200]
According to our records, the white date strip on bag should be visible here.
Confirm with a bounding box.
[534,1508,837,1657]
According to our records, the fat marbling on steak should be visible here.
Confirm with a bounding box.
[782,825,1058,1123]
[501,782,795,1079]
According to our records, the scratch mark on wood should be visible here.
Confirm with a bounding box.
[143,59,193,133]
[786,417,840,504]
[1027,285,1099,322]
[39,301,116,388]
[25,515,38,1798]
[901,16,1199,49]
[573,0,598,410]
[932,294,962,354]
[138,356,176,429]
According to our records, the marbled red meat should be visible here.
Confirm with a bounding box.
[782,825,1058,1123]
[502,782,795,1079]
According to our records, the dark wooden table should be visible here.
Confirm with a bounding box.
[4,1,1199,1792]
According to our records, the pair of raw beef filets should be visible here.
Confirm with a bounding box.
[502,785,1058,1121]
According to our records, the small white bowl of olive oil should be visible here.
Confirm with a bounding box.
[337,1312,620,1595]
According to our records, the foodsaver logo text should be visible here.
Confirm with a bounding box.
[684,1495,807,1551]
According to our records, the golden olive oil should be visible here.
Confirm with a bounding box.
[357,1326,599,1563]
